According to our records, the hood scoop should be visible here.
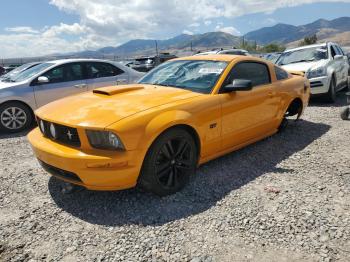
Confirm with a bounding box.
[93,86,144,96]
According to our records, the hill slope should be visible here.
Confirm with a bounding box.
[245,17,350,45]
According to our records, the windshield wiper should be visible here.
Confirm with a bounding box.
[2,78,15,82]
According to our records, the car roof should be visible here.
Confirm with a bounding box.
[172,54,269,63]
[285,43,327,52]
[45,58,117,65]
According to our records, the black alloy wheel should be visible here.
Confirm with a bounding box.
[139,128,197,196]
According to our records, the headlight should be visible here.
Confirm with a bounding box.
[39,120,45,134]
[49,123,58,139]
[307,67,327,79]
[86,130,125,150]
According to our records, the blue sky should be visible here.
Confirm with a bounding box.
[0,0,350,58]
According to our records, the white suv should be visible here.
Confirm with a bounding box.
[277,42,349,102]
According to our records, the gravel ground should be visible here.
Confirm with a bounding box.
[1,92,350,262]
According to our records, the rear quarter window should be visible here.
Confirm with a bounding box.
[275,66,289,80]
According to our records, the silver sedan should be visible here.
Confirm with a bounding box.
[0,59,144,132]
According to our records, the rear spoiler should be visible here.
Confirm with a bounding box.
[288,70,305,77]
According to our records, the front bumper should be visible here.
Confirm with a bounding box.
[28,128,144,191]
[308,76,330,95]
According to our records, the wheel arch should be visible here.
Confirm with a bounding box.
[142,110,201,157]
[0,99,35,118]
[286,97,303,118]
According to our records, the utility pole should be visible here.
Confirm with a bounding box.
[155,40,159,56]
[190,41,193,52]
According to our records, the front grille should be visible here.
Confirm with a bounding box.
[310,81,323,88]
[38,160,82,183]
[37,118,81,147]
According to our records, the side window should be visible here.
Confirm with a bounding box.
[275,66,289,81]
[335,45,344,56]
[41,63,84,83]
[87,62,124,79]
[225,62,271,87]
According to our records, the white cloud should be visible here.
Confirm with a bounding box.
[5,27,40,34]
[182,30,194,35]
[42,23,89,38]
[1,0,350,58]
[215,25,241,36]
[189,22,200,28]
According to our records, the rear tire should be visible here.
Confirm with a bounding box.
[0,102,33,133]
[324,77,336,103]
[138,128,198,196]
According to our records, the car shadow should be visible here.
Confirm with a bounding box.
[309,89,349,108]
[0,129,31,139]
[0,123,36,139]
[48,120,330,227]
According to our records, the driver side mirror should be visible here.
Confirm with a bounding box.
[334,55,343,60]
[37,76,49,84]
[224,79,253,92]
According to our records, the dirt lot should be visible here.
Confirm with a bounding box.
[0,93,349,262]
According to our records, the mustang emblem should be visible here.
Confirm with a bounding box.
[67,130,73,140]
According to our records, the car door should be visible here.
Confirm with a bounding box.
[85,62,129,90]
[329,45,343,87]
[219,61,279,150]
[32,62,88,108]
[334,45,349,88]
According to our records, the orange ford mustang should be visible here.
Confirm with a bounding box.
[28,55,310,196]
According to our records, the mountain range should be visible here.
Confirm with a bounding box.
[68,17,350,58]
[245,17,350,45]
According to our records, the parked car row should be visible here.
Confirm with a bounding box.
[123,53,178,72]
[0,59,144,132]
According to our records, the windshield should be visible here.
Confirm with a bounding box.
[138,60,228,94]
[8,63,54,82]
[277,46,328,66]
[0,63,38,79]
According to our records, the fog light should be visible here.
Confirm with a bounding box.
[50,123,57,139]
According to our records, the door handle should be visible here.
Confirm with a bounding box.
[74,84,87,88]
[116,79,127,85]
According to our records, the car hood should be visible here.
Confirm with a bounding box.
[36,84,202,128]
[0,81,23,89]
[281,60,327,73]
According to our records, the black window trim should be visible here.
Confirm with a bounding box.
[219,60,271,93]
[330,45,338,58]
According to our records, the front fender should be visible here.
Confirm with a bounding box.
[142,110,198,149]
[112,109,199,151]
[0,86,36,110]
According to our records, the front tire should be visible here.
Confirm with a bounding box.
[138,128,198,196]
[324,77,336,103]
[0,102,33,133]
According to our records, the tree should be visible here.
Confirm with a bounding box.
[260,43,285,53]
[299,34,317,46]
